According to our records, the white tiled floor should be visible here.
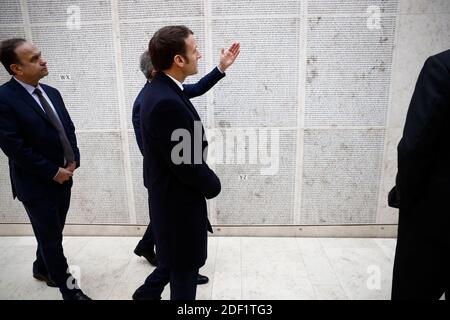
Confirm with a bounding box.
[0,236,398,300]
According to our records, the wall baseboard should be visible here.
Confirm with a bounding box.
[0,223,397,238]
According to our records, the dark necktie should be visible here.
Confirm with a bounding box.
[33,88,75,163]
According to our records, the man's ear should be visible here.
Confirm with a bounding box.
[10,64,21,75]
[173,54,184,68]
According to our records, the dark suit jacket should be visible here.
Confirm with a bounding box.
[394,50,450,238]
[0,78,79,202]
[132,66,225,155]
[140,71,221,269]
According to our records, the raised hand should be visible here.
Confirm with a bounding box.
[218,42,240,72]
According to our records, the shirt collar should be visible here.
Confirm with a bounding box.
[13,77,43,95]
[164,73,184,91]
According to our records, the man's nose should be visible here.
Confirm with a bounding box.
[197,52,202,59]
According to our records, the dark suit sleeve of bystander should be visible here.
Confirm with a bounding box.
[397,55,450,209]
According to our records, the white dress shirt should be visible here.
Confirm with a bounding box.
[164,73,184,91]
[13,77,59,116]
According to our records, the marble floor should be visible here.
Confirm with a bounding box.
[0,236,402,300]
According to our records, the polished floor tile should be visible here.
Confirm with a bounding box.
[0,236,398,300]
[320,239,393,300]
[241,237,315,299]
[211,237,242,300]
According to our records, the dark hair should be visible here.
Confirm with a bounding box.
[0,38,27,75]
[149,25,193,71]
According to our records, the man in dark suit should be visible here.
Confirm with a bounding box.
[132,45,239,287]
[391,49,450,300]
[132,25,226,300]
[0,38,90,300]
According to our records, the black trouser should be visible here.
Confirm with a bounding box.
[136,223,155,252]
[22,183,80,297]
[141,266,199,300]
[392,210,449,300]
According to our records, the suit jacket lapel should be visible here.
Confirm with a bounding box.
[8,78,53,125]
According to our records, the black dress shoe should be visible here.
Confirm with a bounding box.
[33,273,58,288]
[134,246,158,266]
[63,291,92,300]
[132,285,161,300]
[197,274,209,285]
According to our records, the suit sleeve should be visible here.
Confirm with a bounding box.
[56,90,80,168]
[0,102,59,180]
[183,67,225,99]
[132,100,144,155]
[151,99,221,199]
[396,55,450,209]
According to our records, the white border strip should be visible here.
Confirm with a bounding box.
[0,223,397,238]
[110,0,136,224]
[293,0,309,224]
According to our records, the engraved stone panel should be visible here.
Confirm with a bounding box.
[0,153,28,223]
[308,0,398,14]
[212,18,300,128]
[305,16,396,127]
[301,129,384,224]
[128,132,148,225]
[214,129,296,224]
[27,0,112,24]
[118,0,203,20]
[68,132,129,224]
[31,24,121,130]
[0,0,23,24]
[211,0,301,16]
